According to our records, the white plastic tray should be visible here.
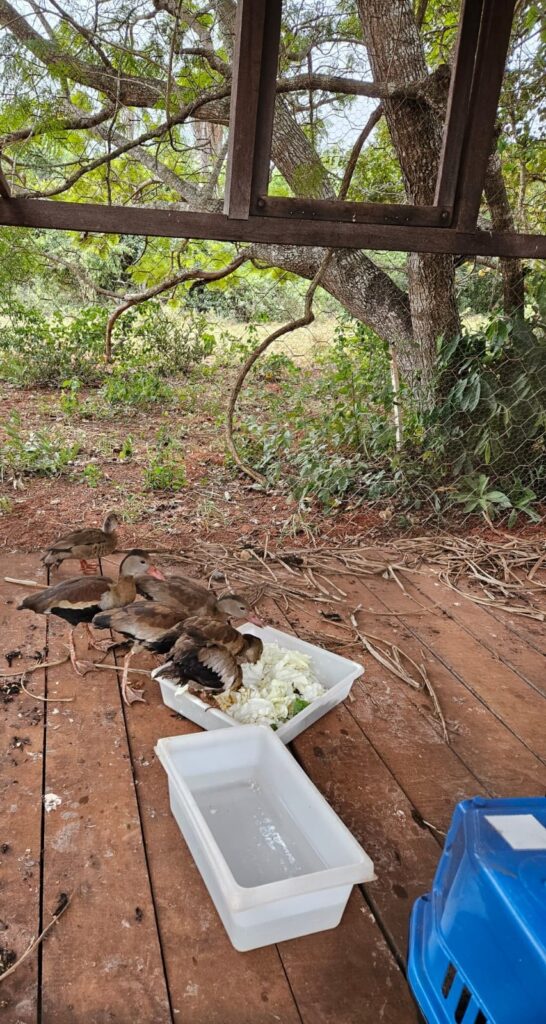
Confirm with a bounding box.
[155,726,375,950]
[152,623,363,744]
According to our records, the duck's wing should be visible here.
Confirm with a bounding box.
[92,602,183,641]
[197,646,240,689]
[43,527,107,555]
[166,638,240,691]
[135,575,215,614]
[19,575,112,614]
[182,616,246,658]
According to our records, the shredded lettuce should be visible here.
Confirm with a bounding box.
[214,643,324,727]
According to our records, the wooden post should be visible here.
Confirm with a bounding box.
[224,0,282,219]
[452,0,516,230]
[0,163,11,198]
[434,0,485,214]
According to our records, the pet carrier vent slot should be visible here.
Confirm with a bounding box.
[474,1013,487,1024]
[454,986,471,1022]
[442,963,457,998]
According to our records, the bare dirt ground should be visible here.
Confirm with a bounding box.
[1,373,544,559]
[0,380,384,556]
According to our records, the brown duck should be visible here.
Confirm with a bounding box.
[92,602,187,704]
[159,615,263,699]
[135,573,262,625]
[19,551,163,675]
[41,511,121,574]
[91,607,262,705]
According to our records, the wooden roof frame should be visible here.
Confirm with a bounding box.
[0,0,544,258]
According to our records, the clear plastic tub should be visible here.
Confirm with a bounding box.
[152,623,363,743]
[155,726,375,950]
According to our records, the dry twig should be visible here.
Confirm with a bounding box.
[0,893,71,983]
[350,612,449,743]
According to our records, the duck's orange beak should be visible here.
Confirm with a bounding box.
[247,613,263,627]
[148,565,165,579]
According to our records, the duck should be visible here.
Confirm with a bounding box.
[41,511,121,574]
[91,607,263,706]
[19,550,163,675]
[159,615,263,700]
[135,572,263,625]
[91,602,188,704]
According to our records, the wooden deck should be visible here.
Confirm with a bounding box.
[1,550,545,1024]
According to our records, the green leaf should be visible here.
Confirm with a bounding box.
[485,490,512,508]
[289,697,310,718]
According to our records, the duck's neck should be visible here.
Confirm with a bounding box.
[112,575,137,606]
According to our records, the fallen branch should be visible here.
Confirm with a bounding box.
[350,613,449,743]
[0,656,69,679]
[0,893,71,983]
[4,576,42,588]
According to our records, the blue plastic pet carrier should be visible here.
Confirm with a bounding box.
[408,796,546,1024]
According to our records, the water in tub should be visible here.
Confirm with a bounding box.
[191,769,326,886]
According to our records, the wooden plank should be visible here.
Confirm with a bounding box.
[119,658,304,1024]
[434,0,485,210]
[404,571,546,697]
[277,889,420,1024]
[314,572,546,808]
[256,195,448,227]
[0,556,47,1024]
[454,0,516,230]
[359,570,546,763]
[479,600,546,658]
[249,0,283,201]
[40,614,172,1022]
[0,198,544,257]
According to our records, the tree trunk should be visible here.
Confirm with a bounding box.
[357,0,461,388]
[248,243,413,360]
[484,153,525,313]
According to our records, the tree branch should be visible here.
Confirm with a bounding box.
[0,0,166,106]
[0,103,116,147]
[276,72,416,100]
[104,250,251,361]
[18,88,229,199]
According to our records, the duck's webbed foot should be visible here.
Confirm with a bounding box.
[67,630,94,677]
[121,651,146,706]
[80,559,99,575]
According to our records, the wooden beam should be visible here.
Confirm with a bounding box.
[0,198,544,257]
[434,0,485,211]
[223,0,282,219]
[257,195,449,227]
[453,0,516,230]
[250,0,283,202]
[0,163,11,198]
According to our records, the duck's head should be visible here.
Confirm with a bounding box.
[217,593,263,626]
[240,635,263,664]
[119,549,165,578]
[103,511,121,533]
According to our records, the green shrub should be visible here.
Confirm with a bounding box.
[59,378,83,415]
[100,369,175,406]
[144,431,186,491]
[0,414,80,482]
[0,302,107,386]
[119,302,216,374]
[79,464,103,488]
